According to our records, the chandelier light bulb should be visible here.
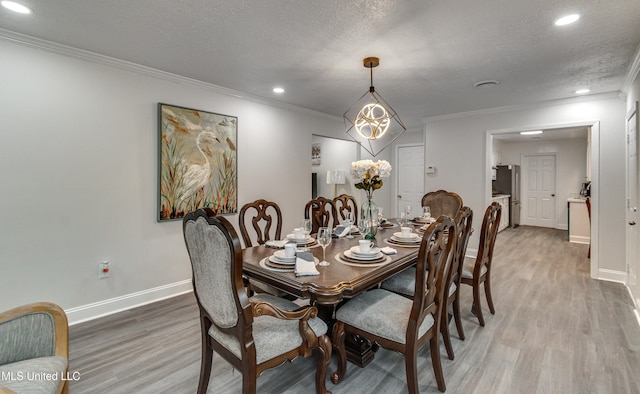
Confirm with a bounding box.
[354,103,390,140]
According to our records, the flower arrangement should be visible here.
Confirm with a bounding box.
[350,159,392,199]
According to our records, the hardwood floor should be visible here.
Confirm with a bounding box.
[68,226,640,393]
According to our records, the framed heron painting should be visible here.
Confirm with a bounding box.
[158,103,238,221]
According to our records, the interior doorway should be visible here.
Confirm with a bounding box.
[395,144,425,218]
[486,121,600,279]
[521,154,557,228]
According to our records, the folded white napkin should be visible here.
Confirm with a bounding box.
[381,246,397,255]
[265,239,288,248]
[295,252,319,276]
[333,225,351,238]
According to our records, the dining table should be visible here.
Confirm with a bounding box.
[242,219,426,367]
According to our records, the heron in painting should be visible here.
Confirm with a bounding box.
[179,131,219,203]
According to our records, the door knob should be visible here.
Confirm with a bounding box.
[397,195,402,199]
[630,221,637,226]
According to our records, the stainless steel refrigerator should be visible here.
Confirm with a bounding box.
[493,165,520,227]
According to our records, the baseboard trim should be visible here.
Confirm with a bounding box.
[626,286,640,328]
[66,280,193,325]
[597,269,627,284]
[569,235,590,244]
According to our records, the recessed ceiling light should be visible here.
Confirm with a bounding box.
[474,80,500,88]
[555,14,580,26]
[520,130,543,135]
[1,1,32,14]
[575,89,590,95]
[272,87,285,94]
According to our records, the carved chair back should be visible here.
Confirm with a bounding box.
[239,199,283,248]
[304,197,337,234]
[333,194,358,225]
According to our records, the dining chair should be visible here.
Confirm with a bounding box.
[460,202,502,327]
[183,208,332,394]
[333,194,358,225]
[0,302,69,394]
[238,199,292,298]
[304,197,338,234]
[332,216,456,393]
[239,199,283,248]
[421,190,463,220]
[380,207,473,361]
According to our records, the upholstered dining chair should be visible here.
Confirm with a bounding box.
[239,199,283,248]
[421,190,463,220]
[238,199,290,297]
[333,194,358,225]
[460,202,502,327]
[304,197,337,234]
[183,208,332,394]
[332,216,456,393]
[381,207,473,361]
[0,302,69,394]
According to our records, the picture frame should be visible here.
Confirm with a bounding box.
[158,103,238,221]
[312,143,321,165]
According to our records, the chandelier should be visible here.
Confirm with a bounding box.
[344,57,406,157]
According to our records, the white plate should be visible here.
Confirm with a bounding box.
[414,217,435,224]
[349,245,381,257]
[286,234,313,243]
[344,250,384,260]
[390,235,421,243]
[273,250,296,262]
[268,255,296,265]
[393,232,420,241]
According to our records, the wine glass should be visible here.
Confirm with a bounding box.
[358,219,370,240]
[404,204,412,220]
[422,206,431,220]
[317,227,332,266]
[301,218,313,251]
[399,211,408,227]
[345,211,355,239]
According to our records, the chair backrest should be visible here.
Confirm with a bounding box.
[421,190,463,220]
[411,216,456,335]
[448,206,473,288]
[239,199,283,248]
[183,208,253,362]
[474,202,502,277]
[333,194,358,224]
[304,197,337,234]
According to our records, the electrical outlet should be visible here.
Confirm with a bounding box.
[98,261,110,279]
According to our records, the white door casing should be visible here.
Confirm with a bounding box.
[522,154,557,228]
[396,144,425,219]
[626,102,639,302]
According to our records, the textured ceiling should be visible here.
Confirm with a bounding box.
[1,0,640,130]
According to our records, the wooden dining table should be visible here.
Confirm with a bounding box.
[242,221,422,366]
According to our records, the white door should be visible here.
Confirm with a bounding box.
[626,104,639,298]
[522,155,556,228]
[396,145,425,218]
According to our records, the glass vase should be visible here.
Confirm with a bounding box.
[360,197,379,239]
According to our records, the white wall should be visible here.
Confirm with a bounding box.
[423,95,627,278]
[0,37,344,320]
[311,135,358,200]
[499,138,588,229]
[626,67,640,311]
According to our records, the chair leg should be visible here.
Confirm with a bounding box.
[405,346,419,394]
[197,341,213,394]
[331,321,347,385]
[242,366,257,394]
[429,336,446,392]
[315,335,332,394]
[484,276,495,315]
[440,305,455,360]
[472,283,485,327]
[453,293,465,340]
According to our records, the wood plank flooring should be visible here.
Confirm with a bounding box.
[68,226,640,393]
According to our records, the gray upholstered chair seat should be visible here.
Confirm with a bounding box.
[208,294,327,365]
[382,268,456,298]
[461,264,487,279]
[335,289,434,344]
[0,356,67,393]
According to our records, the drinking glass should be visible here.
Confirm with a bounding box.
[399,211,408,227]
[404,204,412,219]
[345,211,355,239]
[317,227,332,266]
[422,206,431,220]
[358,219,370,240]
[302,219,312,238]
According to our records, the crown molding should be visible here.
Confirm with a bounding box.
[421,91,622,123]
[622,42,640,94]
[0,28,341,123]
